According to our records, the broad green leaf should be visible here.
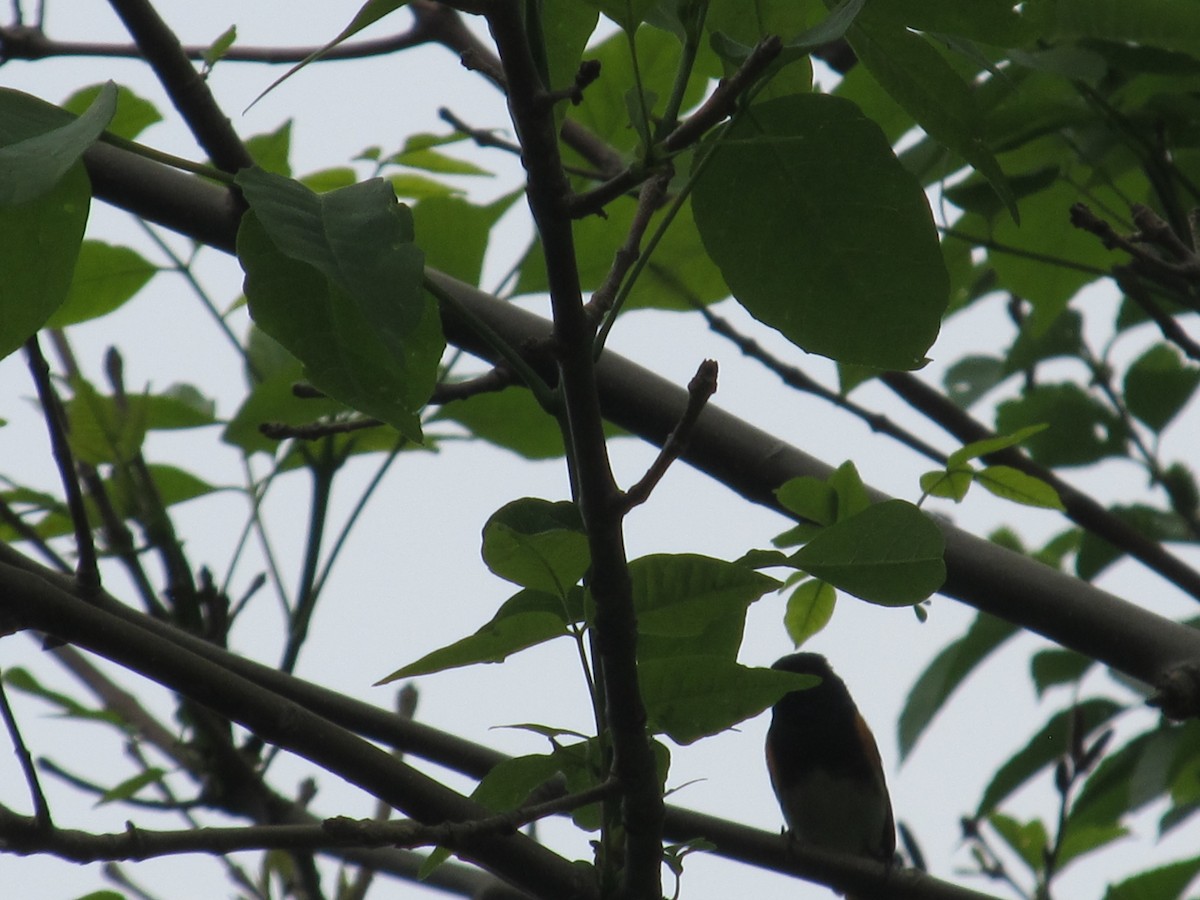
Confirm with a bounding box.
[976,698,1123,816]
[435,387,564,458]
[987,180,1123,332]
[790,500,945,606]
[1124,344,1200,433]
[705,0,821,96]
[412,191,520,286]
[0,163,89,361]
[583,0,658,32]
[1076,505,1194,581]
[376,589,577,683]
[223,367,346,456]
[631,553,779,660]
[898,612,1017,760]
[98,768,166,805]
[692,94,947,369]
[567,26,709,153]
[774,477,837,527]
[943,355,1006,408]
[975,466,1064,510]
[515,193,728,311]
[387,133,491,177]
[919,467,973,502]
[48,241,157,327]
[837,8,1015,219]
[543,0,599,107]
[1033,0,1200,56]
[1030,649,1094,697]
[62,83,160,141]
[784,579,836,646]
[946,424,1050,468]
[481,499,589,595]
[1004,309,1084,373]
[0,81,114,205]
[870,0,1032,45]
[995,384,1127,468]
[236,168,440,441]
[828,460,871,521]
[640,658,811,744]
[1056,821,1128,872]
[1072,722,1200,832]
[65,379,148,465]
[987,812,1048,873]
[1105,854,1200,900]
[245,120,292,176]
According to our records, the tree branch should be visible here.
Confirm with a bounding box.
[80,141,1200,708]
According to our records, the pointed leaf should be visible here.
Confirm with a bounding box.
[481,499,589,595]
[790,500,945,606]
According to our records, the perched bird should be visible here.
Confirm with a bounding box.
[766,653,896,866]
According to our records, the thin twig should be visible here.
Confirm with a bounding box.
[23,336,100,594]
[622,360,718,512]
[106,0,253,174]
[0,674,52,828]
[586,170,671,322]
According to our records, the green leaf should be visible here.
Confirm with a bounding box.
[631,553,778,662]
[203,25,239,70]
[898,612,1017,760]
[946,424,1049,467]
[236,168,441,441]
[693,94,947,369]
[98,768,166,805]
[920,466,973,502]
[774,477,837,527]
[1076,504,1195,581]
[1034,0,1200,55]
[62,83,161,141]
[376,589,576,683]
[783,579,837,646]
[1030,649,1094,697]
[412,192,520,286]
[388,134,491,177]
[974,466,1064,510]
[1071,722,1200,831]
[790,500,945,606]
[943,355,1006,408]
[0,81,114,205]
[995,383,1127,468]
[64,379,148,465]
[1124,343,1200,433]
[1004,309,1084,373]
[543,0,599,110]
[481,499,589,595]
[47,241,157,327]
[246,0,411,108]
[1056,820,1128,871]
[1105,854,1200,900]
[245,120,292,176]
[3,668,124,727]
[222,366,346,456]
[828,460,871,521]
[839,9,1015,219]
[987,812,1048,874]
[583,0,658,32]
[640,658,811,744]
[977,698,1124,816]
[0,163,89,361]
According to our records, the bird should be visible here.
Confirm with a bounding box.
[765,653,896,869]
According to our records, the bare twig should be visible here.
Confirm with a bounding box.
[23,336,99,594]
[622,360,717,512]
[586,171,671,321]
[0,674,52,828]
